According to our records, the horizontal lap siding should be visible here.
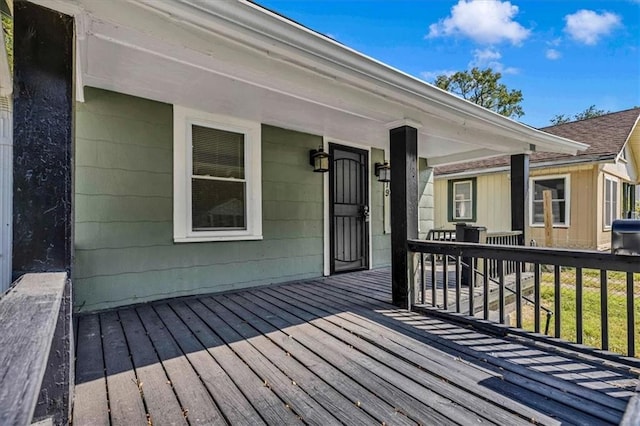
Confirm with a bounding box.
[74,88,324,311]
[371,148,391,268]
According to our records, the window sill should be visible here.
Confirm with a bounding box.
[174,235,263,243]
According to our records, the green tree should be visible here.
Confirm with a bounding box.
[550,105,610,125]
[1,7,11,73]
[434,67,524,119]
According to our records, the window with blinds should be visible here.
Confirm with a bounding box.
[191,125,246,230]
[173,106,262,242]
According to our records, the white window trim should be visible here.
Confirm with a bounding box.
[173,106,262,242]
[603,175,619,231]
[452,180,473,220]
[529,174,571,228]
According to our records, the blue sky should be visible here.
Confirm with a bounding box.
[258,0,640,128]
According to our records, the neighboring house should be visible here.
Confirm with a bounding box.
[434,108,640,250]
[5,0,584,312]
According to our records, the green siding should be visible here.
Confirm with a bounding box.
[74,88,390,311]
[371,148,391,268]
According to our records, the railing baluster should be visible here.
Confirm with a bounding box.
[420,253,425,305]
[456,256,461,313]
[498,261,505,324]
[627,272,635,357]
[431,254,437,308]
[601,270,609,351]
[534,263,540,334]
[469,257,475,317]
[576,267,583,344]
[554,265,561,338]
[483,258,489,320]
[443,255,449,310]
[407,239,640,357]
[515,262,522,328]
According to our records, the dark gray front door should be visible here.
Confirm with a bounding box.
[329,144,369,273]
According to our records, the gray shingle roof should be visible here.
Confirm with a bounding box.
[435,107,640,176]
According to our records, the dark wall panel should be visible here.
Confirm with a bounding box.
[13,1,73,276]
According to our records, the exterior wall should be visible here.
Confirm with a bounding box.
[435,164,598,249]
[596,166,627,250]
[371,148,391,268]
[528,165,597,249]
[74,88,390,311]
[434,172,511,233]
[418,159,434,239]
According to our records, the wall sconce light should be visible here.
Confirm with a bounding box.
[374,162,391,183]
[309,146,330,173]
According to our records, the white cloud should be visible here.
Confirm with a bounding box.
[469,48,519,74]
[545,48,561,60]
[420,69,457,82]
[564,10,621,45]
[426,0,530,45]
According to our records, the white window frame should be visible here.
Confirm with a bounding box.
[603,175,619,230]
[529,174,570,228]
[173,106,262,242]
[452,180,473,220]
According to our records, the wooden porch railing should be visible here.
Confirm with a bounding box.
[408,240,640,363]
[425,229,455,242]
[0,273,71,425]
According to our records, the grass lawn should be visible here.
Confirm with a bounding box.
[515,268,640,357]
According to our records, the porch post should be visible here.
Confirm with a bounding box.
[390,125,418,308]
[13,1,73,276]
[510,153,529,245]
[13,3,74,425]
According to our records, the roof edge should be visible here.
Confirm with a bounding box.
[142,0,587,155]
[435,155,616,178]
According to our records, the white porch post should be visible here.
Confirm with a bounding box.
[0,95,12,293]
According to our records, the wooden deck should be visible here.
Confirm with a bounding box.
[73,269,639,425]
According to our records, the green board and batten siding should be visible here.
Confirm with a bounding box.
[74,88,390,312]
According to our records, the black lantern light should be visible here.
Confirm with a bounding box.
[374,162,391,183]
[309,146,330,173]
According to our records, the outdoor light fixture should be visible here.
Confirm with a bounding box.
[374,162,391,183]
[309,146,330,173]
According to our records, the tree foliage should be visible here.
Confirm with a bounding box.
[550,105,610,125]
[1,10,11,73]
[434,67,524,119]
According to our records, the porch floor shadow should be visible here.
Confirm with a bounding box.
[73,269,639,425]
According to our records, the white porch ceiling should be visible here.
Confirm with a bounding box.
[35,0,586,166]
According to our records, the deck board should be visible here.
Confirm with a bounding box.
[220,294,416,426]
[99,312,148,425]
[118,308,187,426]
[135,305,225,425]
[153,303,264,425]
[172,300,303,425]
[305,275,630,422]
[73,315,109,426]
[73,269,639,425]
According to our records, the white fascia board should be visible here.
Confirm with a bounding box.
[139,0,587,156]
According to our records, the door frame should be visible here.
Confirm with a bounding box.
[322,137,373,276]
